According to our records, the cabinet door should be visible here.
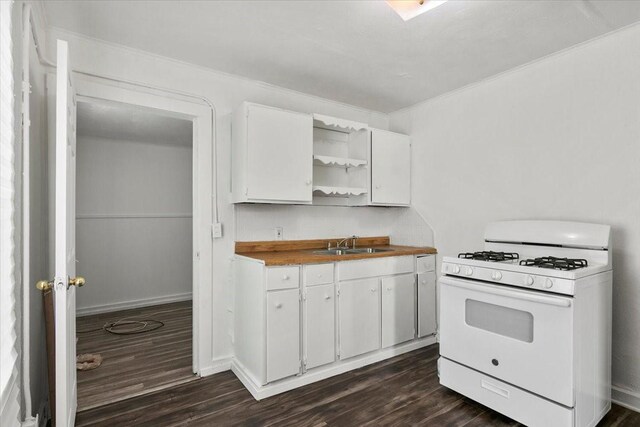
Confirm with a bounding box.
[339,278,380,359]
[371,129,411,206]
[247,104,313,202]
[381,274,416,348]
[418,272,437,338]
[266,289,300,383]
[304,284,335,370]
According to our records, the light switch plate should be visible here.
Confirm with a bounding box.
[275,227,283,240]
[213,223,223,238]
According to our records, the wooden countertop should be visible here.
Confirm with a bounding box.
[235,236,437,266]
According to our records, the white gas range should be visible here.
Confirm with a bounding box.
[438,220,612,427]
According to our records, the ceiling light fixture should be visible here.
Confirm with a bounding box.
[386,0,449,21]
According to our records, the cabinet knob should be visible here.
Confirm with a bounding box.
[275,303,283,309]
[375,185,381,189]
[370,288,377,292]
[324,295,331,300]
[282,275,290,280]
[305,180,312,185]
[421,280,427,285]
[387,287,392,291]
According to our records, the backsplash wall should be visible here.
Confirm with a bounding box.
[234,204,434,247]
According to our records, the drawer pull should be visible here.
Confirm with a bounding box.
[481,379,509,399]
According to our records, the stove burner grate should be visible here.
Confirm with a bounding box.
[458,251,520,262]
[519,256,588,271]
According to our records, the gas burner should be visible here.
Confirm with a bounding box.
[519,256,588,271]
[458,251,520,262]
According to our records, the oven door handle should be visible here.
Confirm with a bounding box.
[442,278,572,308]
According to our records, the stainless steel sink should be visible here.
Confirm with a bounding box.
[346,248,394,254]
[313,249,350,255]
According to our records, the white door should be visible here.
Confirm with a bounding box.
[338,278,380,359]
[417,272,437,338]
[439,276,574,406]
[266,289,300,383]
[246,104,313,202]
[304,284,335,369]
[370,129,411,206]
[54,40,79,427]
[381,274,416,348]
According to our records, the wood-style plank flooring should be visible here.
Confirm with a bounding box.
[76,342,640,426]
[75,301,196,411]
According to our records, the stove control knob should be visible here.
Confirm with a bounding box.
[524,276,534,286]
[544,278,554,289]
[464,267,473,276]
[491,271,502,281]
[451,265,461,274]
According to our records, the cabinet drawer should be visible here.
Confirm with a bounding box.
[266,266,300,291]
[303,263,334,286]
[439,358,573,427]
[417,255,435,273]
[338,256,414,281]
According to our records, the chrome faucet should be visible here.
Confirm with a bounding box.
[336,235,359,249]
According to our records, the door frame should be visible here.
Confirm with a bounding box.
[71,77,214,375]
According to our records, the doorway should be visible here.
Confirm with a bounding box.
[73,100,196,410]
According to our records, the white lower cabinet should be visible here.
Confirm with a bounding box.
[338,278,381,360]
[381,273,416,348]
[234,254,437,399]
[304,284,335,369]
[266,289,301,382]
[418,272,437,338]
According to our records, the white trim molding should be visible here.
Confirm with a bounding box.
[232,336,437,401]
[0,375,20,427]
[199,357,232,377]
[612,385,640,413]
[76,292,192,317]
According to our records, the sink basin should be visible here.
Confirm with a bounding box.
[313,249,349,255]
[346,248,394,254]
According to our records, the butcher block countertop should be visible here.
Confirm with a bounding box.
[235,236,437,266]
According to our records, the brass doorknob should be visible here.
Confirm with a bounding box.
[36,280,53,292]
[69,276,86,287]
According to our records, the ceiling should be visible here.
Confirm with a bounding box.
[77,101,193,146]
[45,1,640,113]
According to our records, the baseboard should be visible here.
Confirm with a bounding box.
[21,414,39,427]
[612,385,640,413]
[1,375,20,427]
[76,292,192,316]
[199,357,232,377]
[232,336,437,400]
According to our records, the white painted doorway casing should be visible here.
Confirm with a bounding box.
[53,39,78,427]
[73,77,214,377]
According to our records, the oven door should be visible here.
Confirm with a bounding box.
[439,276,574,407]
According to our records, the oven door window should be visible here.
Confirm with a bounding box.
[465,299,534,343]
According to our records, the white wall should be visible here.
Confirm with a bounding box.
[45,26,401,367]
[390,23,640,403]
[75,135,192,314]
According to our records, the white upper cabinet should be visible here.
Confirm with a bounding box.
[233,102,313,203]
[370,129,411,206]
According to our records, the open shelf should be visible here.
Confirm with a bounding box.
[312,186,367,197]
[313,155,367,168]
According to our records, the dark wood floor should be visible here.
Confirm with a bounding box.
[76,301,196,411]
[76,342,640,426]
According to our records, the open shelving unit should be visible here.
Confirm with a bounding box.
[311,114,370,206]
